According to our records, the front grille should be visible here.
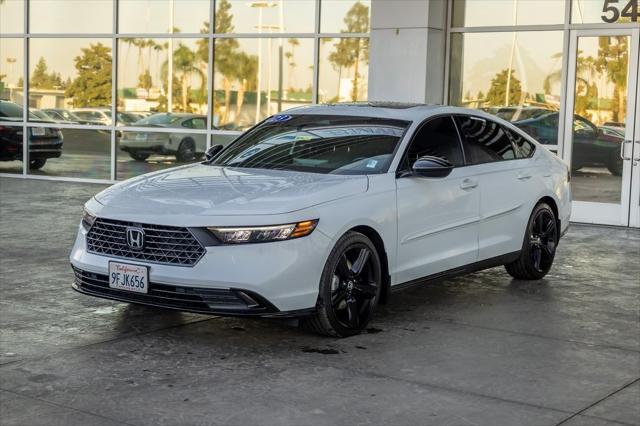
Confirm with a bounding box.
[72,267,276,315]
[86,218,205,266]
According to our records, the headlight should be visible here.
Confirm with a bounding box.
[208,219,318,244]
[82,207,96,229]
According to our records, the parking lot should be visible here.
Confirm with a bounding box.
[0,176,639,426]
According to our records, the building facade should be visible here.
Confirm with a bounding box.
[1,0,638,227]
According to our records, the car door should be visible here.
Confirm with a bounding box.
[395,115,480,284]
[454,115,532,261]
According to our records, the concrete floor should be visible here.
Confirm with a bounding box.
[0,176,639,426]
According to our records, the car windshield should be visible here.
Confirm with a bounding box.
[137,114,184,126]
[211,114,410,175]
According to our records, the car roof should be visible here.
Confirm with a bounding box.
[284,103,498,122]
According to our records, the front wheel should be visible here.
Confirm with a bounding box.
[176,139,196,162]
[505,203,558,280]
[300,232,382,337]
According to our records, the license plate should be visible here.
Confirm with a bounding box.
[135,133,147,140]
[108,262,148,294]
[31,127,46,136]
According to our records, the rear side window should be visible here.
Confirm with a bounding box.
[401,116,464,170]
[454,116,515,164]
[504,127,535,158]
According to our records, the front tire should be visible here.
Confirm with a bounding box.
[505,203,558,280]
[176,139,196,162]
[300,232,382,337]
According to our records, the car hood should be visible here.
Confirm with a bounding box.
[94,164,368,216]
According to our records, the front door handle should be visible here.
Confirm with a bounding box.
[460,178,478,190]
[517,172,532,180]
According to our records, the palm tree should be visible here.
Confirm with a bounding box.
[172,43,205,112]
[231,52,258,125]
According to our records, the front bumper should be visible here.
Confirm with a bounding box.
[71,266,315,317]
[69,222,331,315]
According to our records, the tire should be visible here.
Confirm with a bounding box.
[505,203,558,280]
[300,231,382,337]
[128,152,150,162]
[607,150,623,176]
[28,159,47,170]
[176,139,196,162]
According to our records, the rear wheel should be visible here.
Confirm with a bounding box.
[28,159,47,169]
[505,203,558,280]
[128,151,150,162]
[300,232,382,337]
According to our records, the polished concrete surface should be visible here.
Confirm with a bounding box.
[0,176,639,426]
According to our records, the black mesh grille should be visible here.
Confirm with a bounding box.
[86,218,205,266]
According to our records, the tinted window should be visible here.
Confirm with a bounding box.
[212,115,409,175]
[192,118,206,129]
[504,127,535,159]
[455,116,515,164]
[402,116,463,170]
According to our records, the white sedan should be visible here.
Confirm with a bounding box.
[70,103,571,337]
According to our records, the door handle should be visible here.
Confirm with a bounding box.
[517,172,532,180]
[460,178,478,190]
[621,140,632,160]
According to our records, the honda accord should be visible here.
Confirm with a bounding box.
[70,103,571,337]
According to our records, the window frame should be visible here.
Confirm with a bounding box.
[396,114,466,177]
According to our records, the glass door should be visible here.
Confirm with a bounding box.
[564,28,640,226]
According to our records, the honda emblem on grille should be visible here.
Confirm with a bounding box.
[126,227,145,250]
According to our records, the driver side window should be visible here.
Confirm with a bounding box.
[401,116,464,171]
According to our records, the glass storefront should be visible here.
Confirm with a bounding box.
[0,0,371,180]
[449,31,564,148]
[449,0,640,227]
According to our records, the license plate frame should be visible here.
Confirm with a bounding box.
[108,261,149,294]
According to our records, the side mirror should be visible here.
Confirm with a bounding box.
[205,144,224,162]
[411,156,454,178]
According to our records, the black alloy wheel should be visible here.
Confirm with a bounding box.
[330,245,378,330]
[301,232,382,337]
[528,208,558,274]
[505,203,558,280]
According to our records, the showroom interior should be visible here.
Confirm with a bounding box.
[1,0,638,227]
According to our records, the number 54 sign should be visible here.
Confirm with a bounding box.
[601,0,639,22]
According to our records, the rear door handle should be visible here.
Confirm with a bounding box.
[460,178,478,190]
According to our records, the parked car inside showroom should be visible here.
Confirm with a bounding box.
[1,100,64,170]
[118,113,207,162]
[71,103,571,337]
